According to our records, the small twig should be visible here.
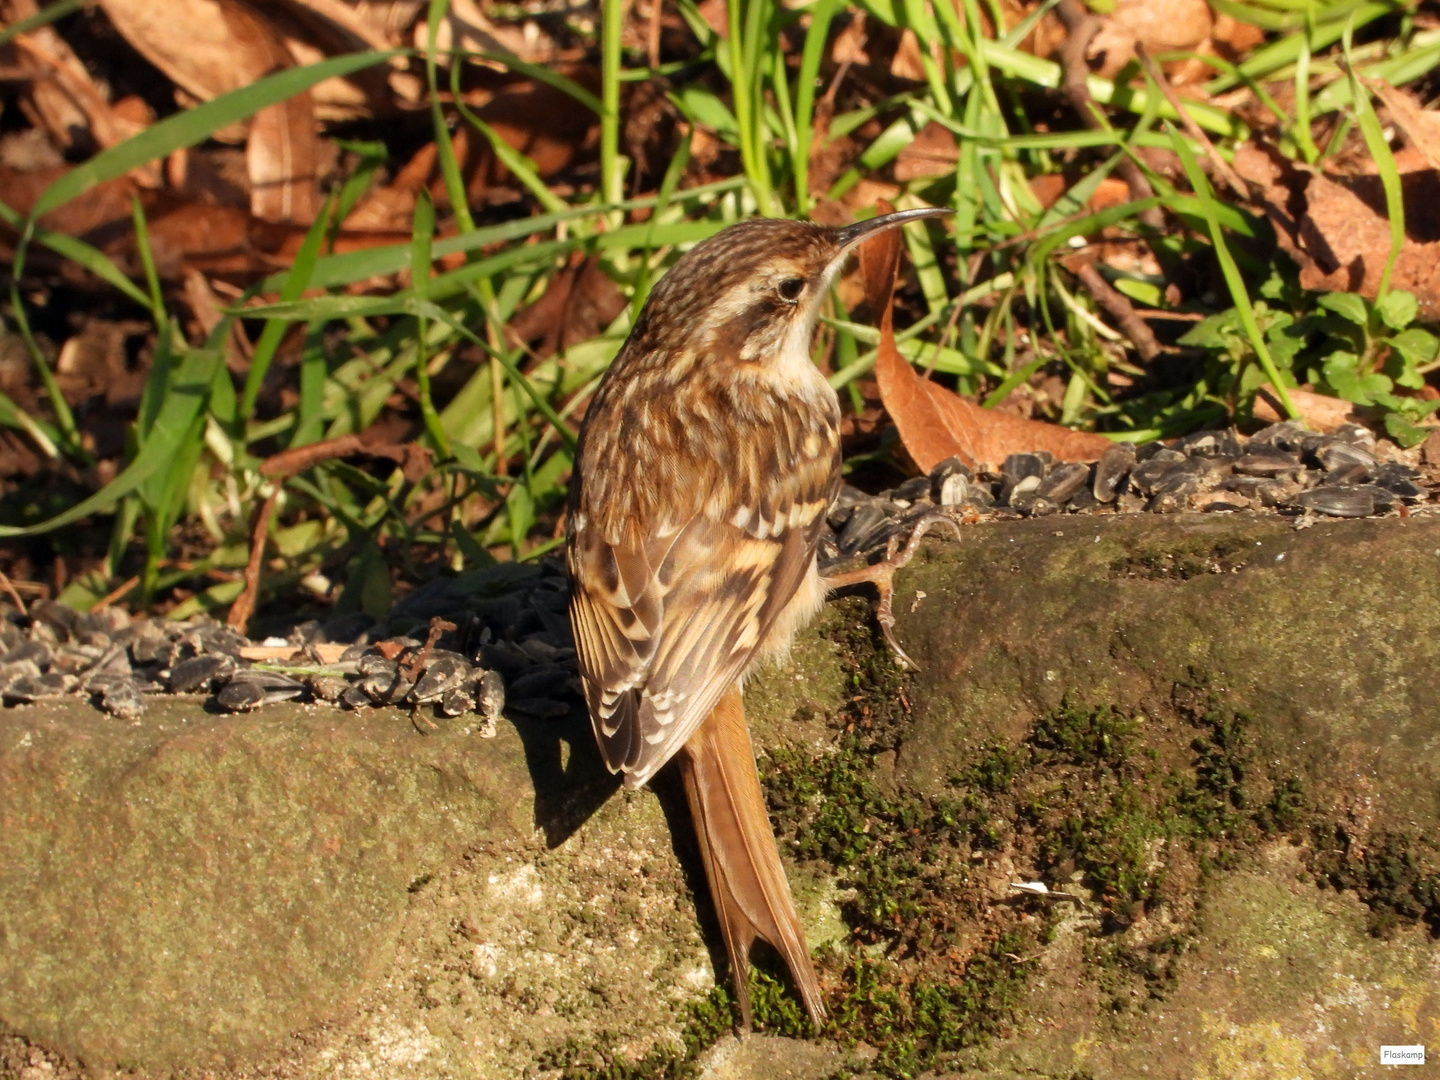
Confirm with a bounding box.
[260,434,432,484]
[0,569,28,616]
[1055,0,1164,232]
[1135,42,1246,198]
[91,574,140,613]
[1072,261,1162,362]
[646,0,662,70]
[226,488,280,635]
[404,616,457,679]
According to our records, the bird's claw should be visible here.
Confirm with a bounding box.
[824,510,962,671]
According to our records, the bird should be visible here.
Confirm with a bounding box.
[566,206,951,1030]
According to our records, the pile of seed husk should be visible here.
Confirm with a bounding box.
[823,421,1436,565]
[0,560,580,724]
[2,423,1435,722]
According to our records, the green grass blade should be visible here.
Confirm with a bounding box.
[409,191,451,456]
[29,50,398,221]
[427,0,477,236]
[0,348,221,537]
[1203,1,1396,93]
[1346,54,1404,301]
[1168,123,1296,420]
[260,176,745,294]
[601,0,625,206]
[7,284,83,459]
[1312,37,1440,113]
[291,326,327,448]
[0,196,149,308]
[0,0,84,49]
[238,194,336,423]
[0,389,59,458]
[129,195,165,326]
[794,0,839,213]
[453,99,569,215]
[456,51,603,115]
[412,300,578,453]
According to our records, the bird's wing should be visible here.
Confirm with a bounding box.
[568,507,823,789]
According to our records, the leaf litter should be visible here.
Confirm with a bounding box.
[0,0,1437,632]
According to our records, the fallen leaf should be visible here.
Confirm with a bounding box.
[1420,428,1440,468]
[3,0,139,155]
[1251,385,1370,432]
[865,204,1112,472]
[259,0,410,118]
[1367,79,1440,172]
[893,121,957,182]
[890,27,928,83]
[247,84,320,223]
[342,142,436,231]
[1029,173,1133,213]
[1032,0,1232,86]
[99,0,319,222]
[508,254,625,359]
[459,68,602,196]
[1235,141,1440,319]
[421,0,570,64]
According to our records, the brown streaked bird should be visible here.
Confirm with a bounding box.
[567,206,950,1029]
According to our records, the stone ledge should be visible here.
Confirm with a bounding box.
[1,513,1437,1078]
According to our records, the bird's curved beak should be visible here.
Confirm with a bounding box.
[834,205,953,252]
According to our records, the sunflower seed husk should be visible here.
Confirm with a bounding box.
[98,679,146,720]
[169,654,236,694]
[1093,444,1135,503]
[1294,486,1376,518]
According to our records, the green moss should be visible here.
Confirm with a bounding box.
[536,987,740,1080]
[1028,700,1137,767]
[1107,536,1254,580]
[825,932,1036,1077]
[1312,829,1440,938]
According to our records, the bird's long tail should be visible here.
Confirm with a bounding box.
[676,685,826,1030]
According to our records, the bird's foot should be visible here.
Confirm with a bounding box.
[822,511,960,669]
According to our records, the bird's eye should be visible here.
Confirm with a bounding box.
[777,278,805,302]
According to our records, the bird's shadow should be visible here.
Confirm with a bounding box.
[509,704,741,999]
[510,705,620,847]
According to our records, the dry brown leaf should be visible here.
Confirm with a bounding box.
[100,0,319,222]
[1367,79,1440,172]
[420,0,567,66]
[440,71,600,205]
[1235,141,1440,319]
[1033,0,1234,86]
[1251,386,1369,432]
[893,121,957,182]
[1029,173,1132,212]
[891,28,928,83]
[342,142,435,231]
[508,254,626,359]
[864,205,1112,472]
[247,86,319,223]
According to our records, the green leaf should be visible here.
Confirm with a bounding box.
[1322,351,1390,404]
[672,86,740,136]
[0,389,60,458]
[1387,326,1439,366]
[1179,310,1242,350]
[1383,412,1439,449]
[1316,291,1369,326]
[1375,289,1418,331]
[0,197,150,308]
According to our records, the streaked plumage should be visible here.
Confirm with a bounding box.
[567,208,950,1029]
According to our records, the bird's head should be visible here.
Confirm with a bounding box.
[629,207,951,369]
